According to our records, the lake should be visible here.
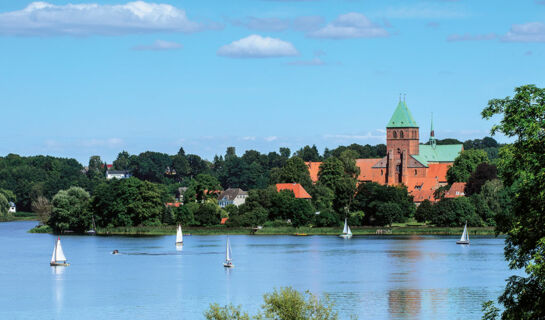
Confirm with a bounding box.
[0,221,513,319]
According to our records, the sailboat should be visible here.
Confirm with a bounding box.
[86,216,97,235]
[339,218,353,239]
[176,225,183,245]
[50,237,70,266]
[223,237,234,268]
[456,222,470,245]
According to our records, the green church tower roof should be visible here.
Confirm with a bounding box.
[387,100,418,128]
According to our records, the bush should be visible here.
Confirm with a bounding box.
[429,197,482,227]
[194,202,221,226]
[314,208,340,227]
[415,200,433,223]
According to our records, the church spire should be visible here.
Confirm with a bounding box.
[429,112,437,148]
[386,97,418,128]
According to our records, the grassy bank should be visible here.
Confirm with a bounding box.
[92,225,497,236]
[0,212,38,222]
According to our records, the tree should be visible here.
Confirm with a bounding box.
[173,205,195,225]
[49,187,91,233]
[271,156,312,189]
[0,193,8,217]
[415,199,433,223]
[295,145,322,162]
[479,85,545,319]
[447,149,489,184]
[130,151,172,183]
[314,208,340,227]
[465,163,498,196]
[113,151,131,170]
[194,201,221,226]
[290,199,315,227]
[88,155,104,174]
[429,197,481,227]
[91,177,166,227]
[204,287,338,320]
[375,202,403,227]
[32,196,52,225]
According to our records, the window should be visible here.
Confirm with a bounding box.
[381,169,384,176]
[414,169,417,176]
[393,131,397,138]
[400,131,404,138]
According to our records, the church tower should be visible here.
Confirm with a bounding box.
[385,97,419,185]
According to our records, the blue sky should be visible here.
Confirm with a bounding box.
[1,0,544,164]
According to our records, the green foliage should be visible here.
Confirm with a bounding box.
[447,149,489,184]
[48,187,91,233]
[113,151,131,170]
[259,287,338,320]
[91,177,167,228]
[0,188,16,202]
[130,151,172,183]
[314,208,340,227]
[465,163,498,196]
[317,156,358,214]
[0,154,88,211]
[324,143,386,159]
[295,145,322,162]
[429,196,481,227]
[186,174,222,202]
[0,193,8,217]
[173,205,195,225]
[352,182,414,226]
[415,200,433,223]
[204,304,250,320]
[290,199,315,228]
[309,183,335,211]
[481,301,500,320]
[204,287,337,320]
[271,156,313,190]
[480,84,545,319]
[194,201,221,226]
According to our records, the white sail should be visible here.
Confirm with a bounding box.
[460,224,468,242]
[343,218,348,234]
[51,244,56,263]
[226,237,231,261]
[176,225,183,243]
[347,225,352,236]
[55,238,67,262]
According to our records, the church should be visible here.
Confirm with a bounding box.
[307,99,464,203]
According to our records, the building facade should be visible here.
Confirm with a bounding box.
[106,170,132,180]
[307,99,463,203]
[218,188,249,207]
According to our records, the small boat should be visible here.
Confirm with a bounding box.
[50,237,70,266]
[339,218,353,239]
[176,225,183,245]
[456,222,470,245]
[112,249,119,255]
[86,216,97,235]
[294,233,308,236]
[223,237,234,268]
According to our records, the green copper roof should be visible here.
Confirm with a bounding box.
[412,144,463,166]
[387,101,418,128]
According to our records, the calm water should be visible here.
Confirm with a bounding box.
[0,221,514,319]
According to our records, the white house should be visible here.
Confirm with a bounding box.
[106,170,132,180]
[218,188,248,208]
[8,202,16,214]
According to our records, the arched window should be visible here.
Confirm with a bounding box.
[393,131,397,138]
[400,131,404,138]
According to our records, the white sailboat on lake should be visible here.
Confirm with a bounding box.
[456,222,470,245]
[223,237,234,268]
[50,237,69,266]
[176,225,183,245]
[339,218,353,239]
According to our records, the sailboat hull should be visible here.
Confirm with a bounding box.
[223,262,234,268]
[456,240,470,245]
[176,242,183,245]
[50,262,70,266]
[339,234,352,239]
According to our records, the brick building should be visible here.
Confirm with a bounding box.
[307,99,464,203]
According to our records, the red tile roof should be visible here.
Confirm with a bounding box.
[221,217,229,225]
[165,202,182,207]
[276,183,312,199]
[445,182,466,198]
[356,158,383,182]
[305,162,321,183]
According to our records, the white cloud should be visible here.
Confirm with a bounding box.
[241,136,256,141]
[133,40,183,51]
[380,3,468,19]
[79,138,124,148]
[308,13,388,39]
[503,22,545,42]
[217,34,298,58]
[265,136,278,142]
[447,33,497,42]
[0,1,210,36]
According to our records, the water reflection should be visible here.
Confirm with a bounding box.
[51,266,65,317]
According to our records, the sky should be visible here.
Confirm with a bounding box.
[1,0,544,165]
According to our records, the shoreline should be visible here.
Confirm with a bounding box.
[26,223,499,236]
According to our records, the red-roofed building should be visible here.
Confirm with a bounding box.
[221,217,229,225]
[165,202,182,208]
[444,182,466,199]
[304,99,463,204]
[276,183,312,199]
[305,162,321,183]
